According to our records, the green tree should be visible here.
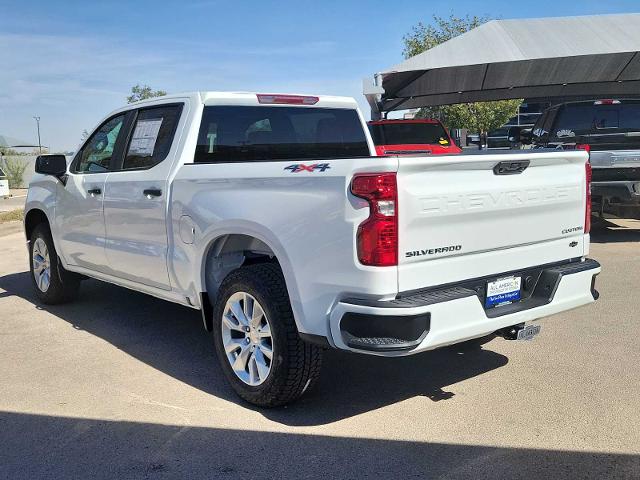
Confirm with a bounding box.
[434,100,523,137]
[127,84,167,104]
[403,14,522,145]
[403,14,489,58]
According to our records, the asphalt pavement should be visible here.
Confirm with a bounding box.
[0,220,639,479]
[0,189,27,212]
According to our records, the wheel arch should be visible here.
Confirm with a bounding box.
[198,231,299,332]
[24,208,50,242]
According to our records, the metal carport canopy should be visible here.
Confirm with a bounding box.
[366,13,640,115]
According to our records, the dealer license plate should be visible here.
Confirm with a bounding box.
[485,276,521,308]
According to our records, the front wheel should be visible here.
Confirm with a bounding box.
[212,263,322,407]
[29,223,80,304]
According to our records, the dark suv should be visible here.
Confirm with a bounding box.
[523,99,640,216]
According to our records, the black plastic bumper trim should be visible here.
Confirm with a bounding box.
[342,286,477,309]
[341,312,430,352]
[591,273,600,301]
[342,258,600,318]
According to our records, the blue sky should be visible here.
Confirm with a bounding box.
[1,0,639,152]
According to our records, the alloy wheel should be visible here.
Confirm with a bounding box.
[221,292,273,386]
[32,237,51,293]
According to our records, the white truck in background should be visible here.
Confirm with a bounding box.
[25,92,600,406]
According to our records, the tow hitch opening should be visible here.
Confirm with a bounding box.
[496,323,541,341]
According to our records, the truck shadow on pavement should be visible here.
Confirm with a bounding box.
[0,271,508,425]
[2,410,639,480]
[590,219,640,243]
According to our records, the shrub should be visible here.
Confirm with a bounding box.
[0,209,24,223]
[1,158,28,188]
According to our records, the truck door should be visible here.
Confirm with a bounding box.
[56,113,127,272]
[103,103,184,290]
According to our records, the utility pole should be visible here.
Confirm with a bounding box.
[33,116,42,153]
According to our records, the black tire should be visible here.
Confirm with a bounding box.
[29,223,81,304]
[212,263,322,407]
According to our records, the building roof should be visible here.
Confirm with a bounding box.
[0,135,37,148]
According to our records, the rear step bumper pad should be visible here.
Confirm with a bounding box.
[329,258,600,355]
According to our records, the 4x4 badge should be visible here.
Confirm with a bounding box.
[284,163,331,173]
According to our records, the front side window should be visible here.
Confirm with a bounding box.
[75,115,125,173]
[123,105,182,170]
[195,106,369,163]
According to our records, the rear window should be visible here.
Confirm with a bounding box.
[552,102,640,138]
[194,106,369,163]
[368,122,450,146]
[124,105,182,170]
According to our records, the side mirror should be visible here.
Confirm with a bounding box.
[35,155,67,178]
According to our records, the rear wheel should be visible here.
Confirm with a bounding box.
[212,263,322,407]
[29,223,80,304]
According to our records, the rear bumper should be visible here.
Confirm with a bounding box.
[329,259,601,356]
[592,181,640,205]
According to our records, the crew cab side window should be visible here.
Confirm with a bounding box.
[74,114,125,173]
[122,105,182,170]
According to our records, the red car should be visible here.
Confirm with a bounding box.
[367,119,462,156]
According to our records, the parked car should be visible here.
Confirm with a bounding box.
[25,92,599,406]
[486,127,513,149]
[467,127,521,150]
[367,119,461,155]
[518,98,640,216]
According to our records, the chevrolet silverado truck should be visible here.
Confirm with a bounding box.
[25,92,600,407]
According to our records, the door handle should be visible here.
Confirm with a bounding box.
[87,188,102,195]
[143,188,162,198]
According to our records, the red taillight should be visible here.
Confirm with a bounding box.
[585,161,592,234]
[256,94,319,105]
[351,173,398,266]
[593,99,620,105]
[576,143,591,153]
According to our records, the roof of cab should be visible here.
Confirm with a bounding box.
[199,91,360,109]
[125,91,359,110]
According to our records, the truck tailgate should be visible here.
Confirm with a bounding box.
[397,151,588,292]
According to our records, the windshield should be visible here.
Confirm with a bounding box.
[195,106,370,162]
[368,122,450,146]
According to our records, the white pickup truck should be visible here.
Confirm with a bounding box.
[25,92,600,406]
